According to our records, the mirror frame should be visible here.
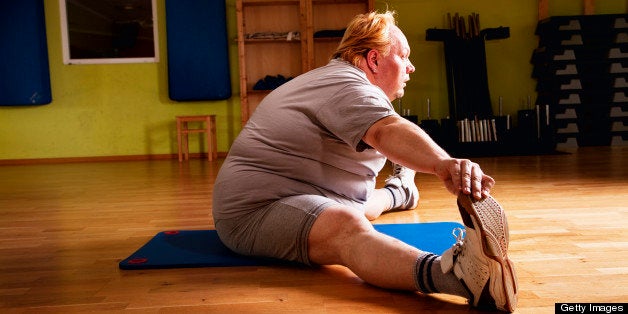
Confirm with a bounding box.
[59,0,159,65]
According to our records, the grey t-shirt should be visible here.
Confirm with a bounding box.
[213,59,396,220]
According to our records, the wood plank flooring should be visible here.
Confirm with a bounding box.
[0,146,626,313]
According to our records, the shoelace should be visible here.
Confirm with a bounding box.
[389,163,411,181]
[392,163,403,176]
[451,227,466,256]
[386,163,402,182]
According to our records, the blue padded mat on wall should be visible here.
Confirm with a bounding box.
[0,0,52,106]
[166,0,232,101]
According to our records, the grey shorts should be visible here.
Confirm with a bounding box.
[214,194,337,266]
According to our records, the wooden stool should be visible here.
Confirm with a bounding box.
[176,115,217,162]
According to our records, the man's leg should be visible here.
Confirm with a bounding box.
[308,205,467,293]
[308,194,518,312]
[364,163,419,220]
[309,204,419,289]
[363,189,393,220]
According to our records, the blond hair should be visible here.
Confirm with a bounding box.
[332,11,398,67]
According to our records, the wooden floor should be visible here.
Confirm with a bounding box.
[0,146,626,313]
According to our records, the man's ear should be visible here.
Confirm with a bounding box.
[366,49,379,73]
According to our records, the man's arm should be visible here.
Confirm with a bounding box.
[362,115,449,173]
[362,115,494,198]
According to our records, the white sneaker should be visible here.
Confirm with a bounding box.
[384,163,419,209]
[441,194,518,312]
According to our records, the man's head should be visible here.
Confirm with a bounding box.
[332,11,415,101]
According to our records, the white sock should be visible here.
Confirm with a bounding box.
[383,186,404,210]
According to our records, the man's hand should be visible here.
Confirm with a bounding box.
[434,158,495,199]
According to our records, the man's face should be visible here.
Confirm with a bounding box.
[373,26,415,101]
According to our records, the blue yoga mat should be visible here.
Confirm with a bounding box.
[119,222,462,270]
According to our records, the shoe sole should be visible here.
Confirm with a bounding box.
[457,194,518,312]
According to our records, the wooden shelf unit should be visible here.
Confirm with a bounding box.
[236,0,374,125]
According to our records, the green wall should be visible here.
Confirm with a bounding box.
[380,0,627,121]
[0,0,240,161]
[380,0,539,120]
[0,0,626,161]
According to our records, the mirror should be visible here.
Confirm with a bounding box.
[59,0,158,64]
